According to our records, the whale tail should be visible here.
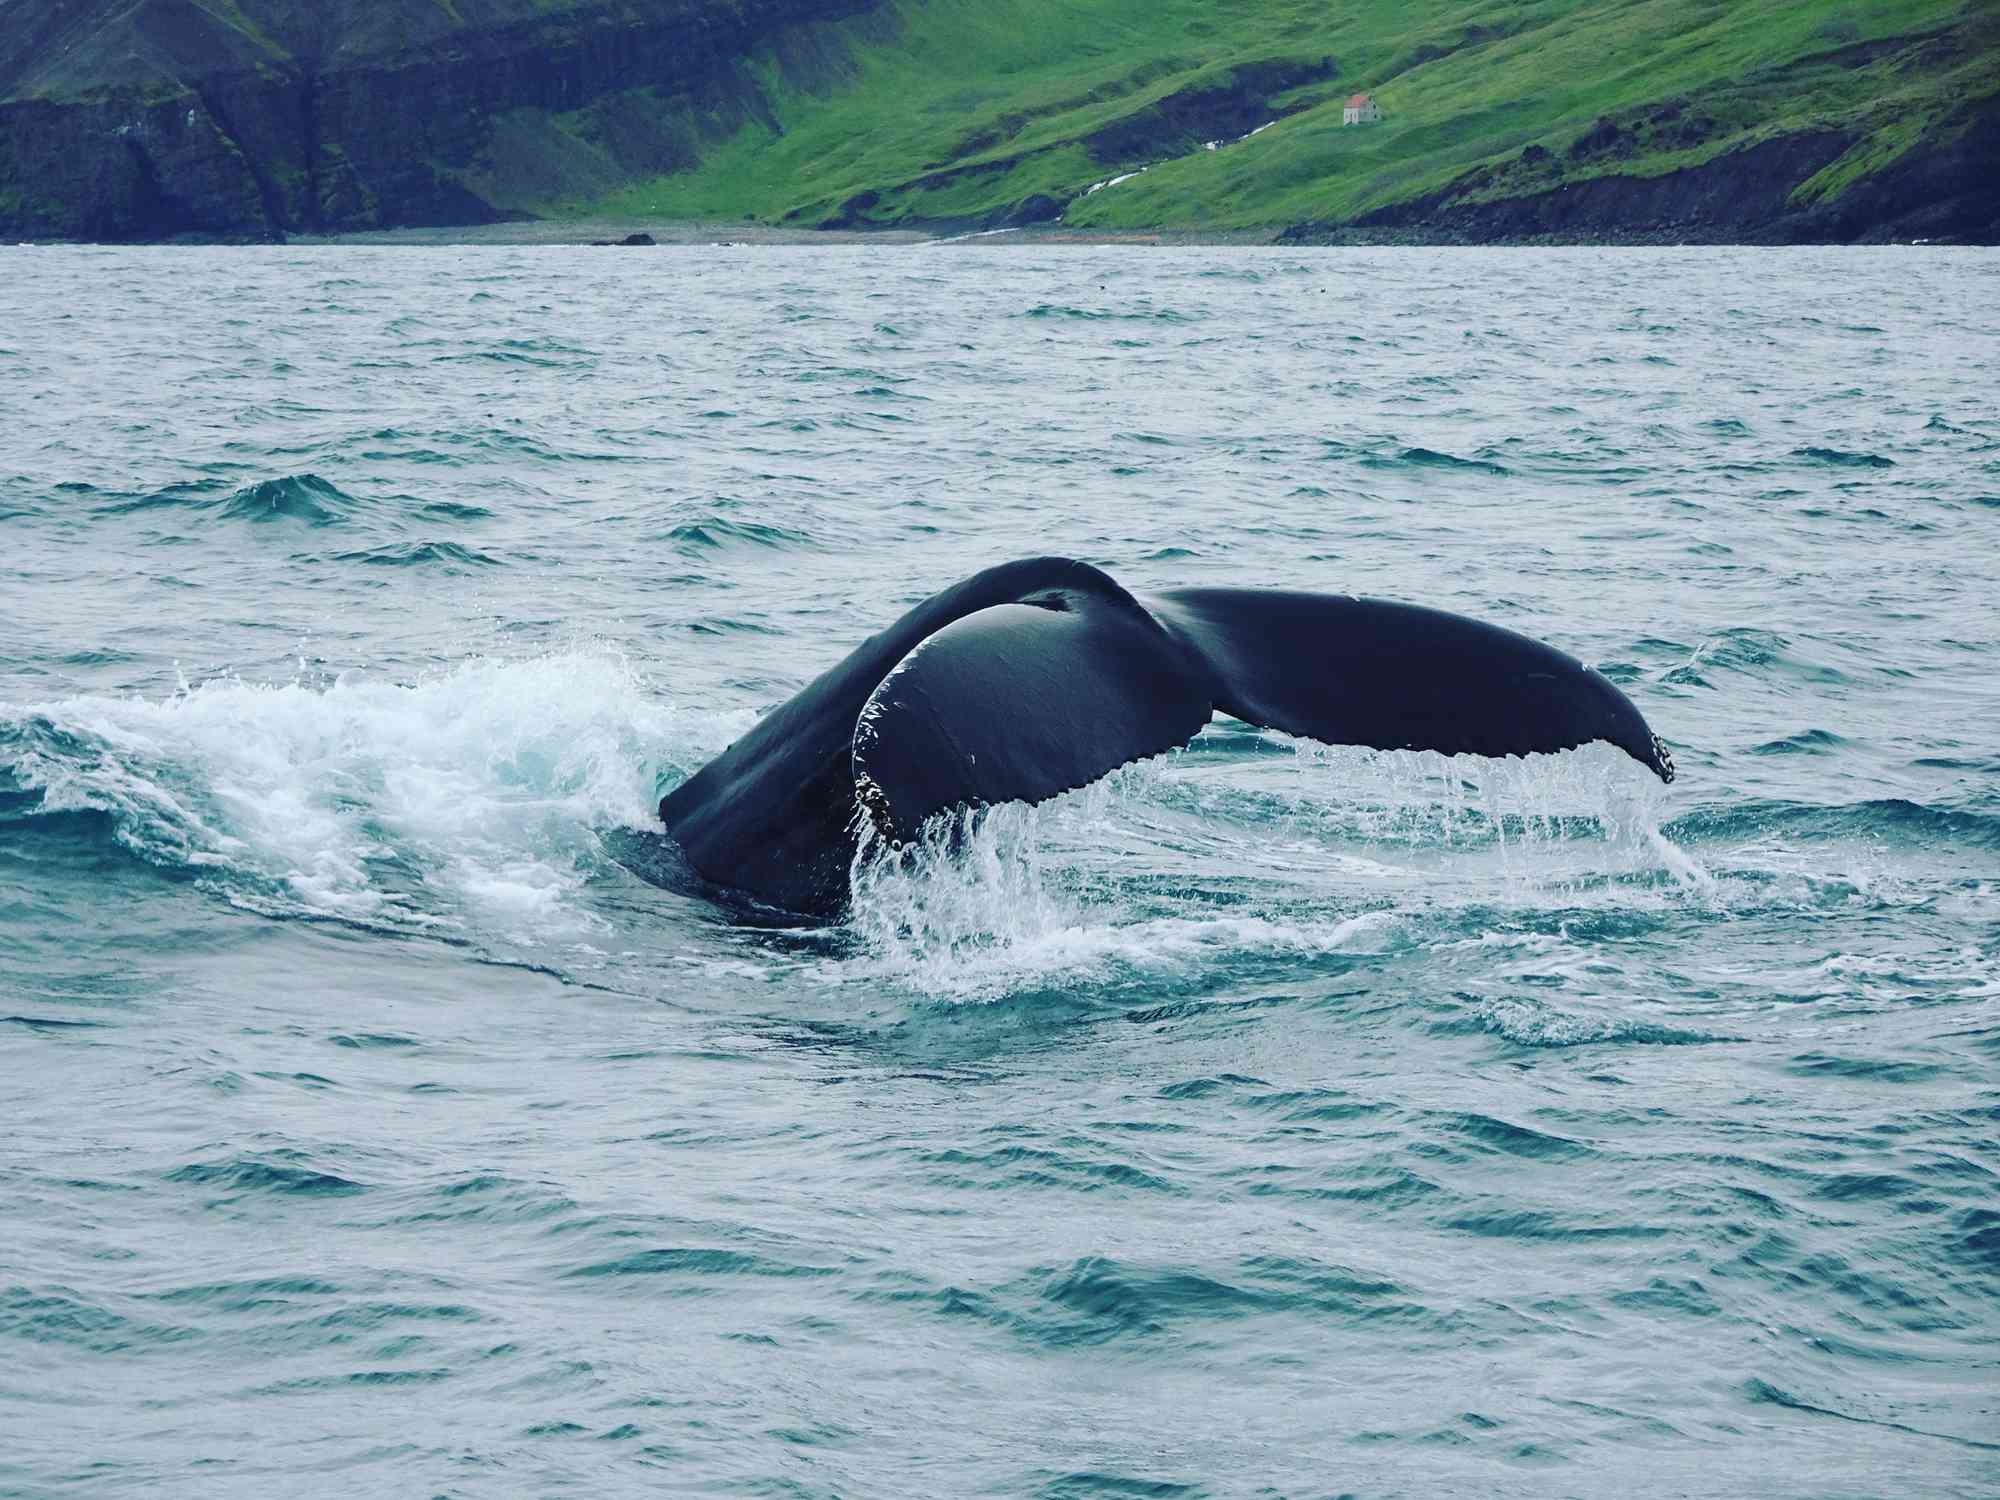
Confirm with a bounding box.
[662,556,1674,914]
[851,571,1672,842]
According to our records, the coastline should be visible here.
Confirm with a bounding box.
[23,217,1990,250]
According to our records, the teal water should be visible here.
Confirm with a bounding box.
[2,244,1997,1496]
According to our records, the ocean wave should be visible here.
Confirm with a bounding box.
[166,1154,367,1198]
[562,1246,833,1281]
[435,348,576,368]
[1665,797,2000,849]
[414,499,495,521]
[214,473,355,524]
[96,472,361,525]
[1657,626,1850,689]
[1452,995,1729,1048]
[1751,728,1848,756]
[89,472,500,538]
[1022,304,1195,322]
[332,540,502,568]
[661,517,818,553]
[1792,445,1896,468]
[1360,446,1510,475]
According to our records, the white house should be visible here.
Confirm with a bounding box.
[1343,92,1382,126]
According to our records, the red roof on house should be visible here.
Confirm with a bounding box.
[1347,93,1373,107]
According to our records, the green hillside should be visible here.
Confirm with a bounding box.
[573,0,1996,237]
[1,0,1992,241]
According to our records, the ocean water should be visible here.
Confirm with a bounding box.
[1,243,1996,1497]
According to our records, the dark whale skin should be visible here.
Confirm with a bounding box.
[659,558,1136,915]
[660,557,1674,917]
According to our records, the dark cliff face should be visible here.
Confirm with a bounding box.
[1348,131,1865,244]
[0,0,881,241]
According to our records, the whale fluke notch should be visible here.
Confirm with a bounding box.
[660,557,1674,917]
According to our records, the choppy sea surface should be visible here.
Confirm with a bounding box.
[2,244,1996,1497]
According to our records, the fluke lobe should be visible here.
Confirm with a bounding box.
[660,557,1675,917]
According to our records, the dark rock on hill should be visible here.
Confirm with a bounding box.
[1280,94,1999,247]
[1361,130,1861,243]
[1078,57,1335,164]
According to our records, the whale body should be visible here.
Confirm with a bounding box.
[660,557,1674,916]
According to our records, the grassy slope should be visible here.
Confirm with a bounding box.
[569,0,1994,230]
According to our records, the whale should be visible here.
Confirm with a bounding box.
[659,556,1675,917]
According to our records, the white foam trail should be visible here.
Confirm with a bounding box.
[6,649,739,938]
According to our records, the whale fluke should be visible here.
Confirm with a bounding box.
[1148,587,1673,781]
[660,557,1673,916]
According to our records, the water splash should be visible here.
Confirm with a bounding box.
[1,649,730,938]
[835,738,1701,1001]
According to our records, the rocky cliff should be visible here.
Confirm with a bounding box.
[0,0,882,240]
